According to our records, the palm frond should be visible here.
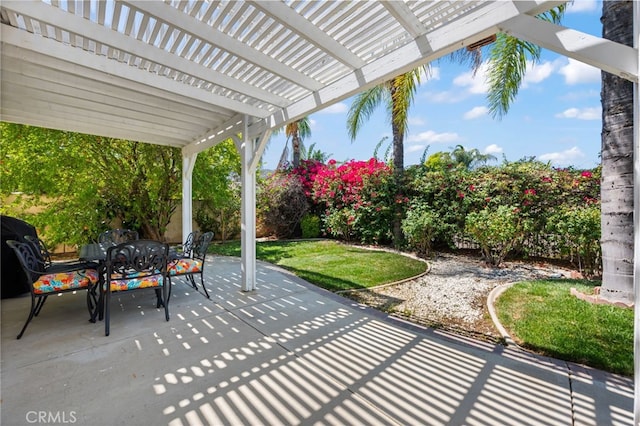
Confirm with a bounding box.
[346,86,388,141]
[390,68,425,136]
[486,34,540,119]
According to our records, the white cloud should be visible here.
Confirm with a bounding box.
[425,66,441,81]
[318,102,348,114]
[464,106,489,120]
[555,107,601,120]
[539,146,585,166]
[454,59,558,95]
[522,60,558,87]
[453,63,489,95]
[408,116,426,126]
[484,144,503,154]
[423,90,467,104]
[407,144,428,153]
[407,130,462,144]
[558,89,600,101]
[558,58,601,85]
[567,0,598,13]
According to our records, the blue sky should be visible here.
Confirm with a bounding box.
[262,0,604,171]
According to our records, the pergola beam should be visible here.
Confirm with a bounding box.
[500,14,639,83]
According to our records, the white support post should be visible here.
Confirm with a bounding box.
[236,117,272,292]
[239,117,257,292]
[633,2,639,423]
[182,152,198,245]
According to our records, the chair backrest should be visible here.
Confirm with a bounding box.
[23,235,53,268]
[6,240,45,284]
[180,231,201,257]
[99,229,139,245]
[106,240,169,282]
[192,232,214,261]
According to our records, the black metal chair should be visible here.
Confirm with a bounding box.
[172,231,200,258]
[168,231,214,298]
[102,240,170,336]
[6,240,99,339]
[24,235,98,273]
[98,229,139,245]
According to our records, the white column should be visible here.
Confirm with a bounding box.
[182,152,198,245]
[239,117,257,292]
[633,1,639,423]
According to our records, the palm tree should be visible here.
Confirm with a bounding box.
[347,68,427,175]
[302,142,332,163]
[273,116,312,169]
[598,0,634,304]
[286,117,312,168]
[347,68,427,246]
[479,2,633,303]
[450,145,497,170]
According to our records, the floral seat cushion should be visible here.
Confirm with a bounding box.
[33,269,99,294]
[109,271,164,292]
[168,259,202,275]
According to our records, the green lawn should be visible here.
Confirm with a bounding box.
[495,279,633,376]
[209,239,427,291]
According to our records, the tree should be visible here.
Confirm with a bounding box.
[277,117,312,169]
[347,67,427,246]
[1,123,182,243]
[476,2,634,302]
[301,142,331,163]
[82,136,181,241]
[192,139,242,242]
[599,0,634,303]
[450,145,497,170]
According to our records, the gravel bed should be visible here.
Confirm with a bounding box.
[343,252,579,341]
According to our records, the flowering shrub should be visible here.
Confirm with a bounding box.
[407,159,601,261]
[465,205,527,266]
[548,204,601,276]
[290,159,325,198]
[312,158,397,244]
[405,165,471,247]
[401,202,440,257]
[258,153,601,270]
[257,172,309,238]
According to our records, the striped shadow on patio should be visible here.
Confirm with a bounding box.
[1,255,633,426]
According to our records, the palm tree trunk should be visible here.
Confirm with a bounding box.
[292,134,301,168]
[390,85,404,248]
[599,0,634,303]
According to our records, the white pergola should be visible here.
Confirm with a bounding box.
[1,0,639,417]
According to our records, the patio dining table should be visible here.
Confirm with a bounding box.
[78,242,178,323]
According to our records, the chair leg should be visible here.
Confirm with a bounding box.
[87,285,100,322]
[34,295,47,316]
[17,294,39,339]
[105,289,111,336]
[163,284,170,322]
[200,274,210,299]
[188,274,197,289]
[155,288,164,308]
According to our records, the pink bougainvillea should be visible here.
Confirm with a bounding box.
[309,158,396,244]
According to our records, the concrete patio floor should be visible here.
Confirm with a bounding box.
[1,255,633,426]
